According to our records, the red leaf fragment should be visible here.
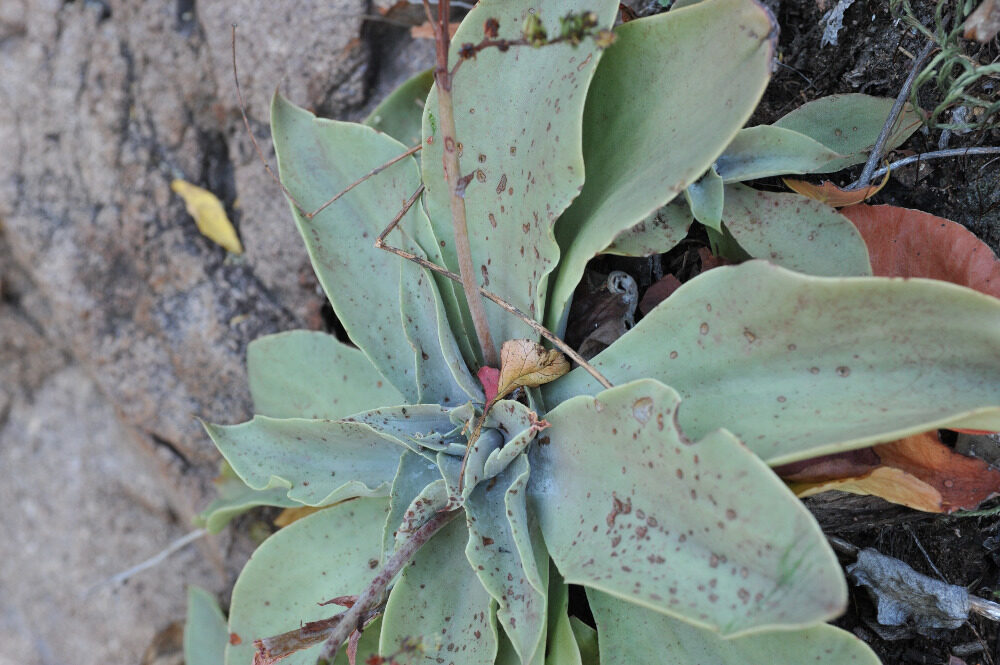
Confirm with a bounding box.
[781,432,1000,513]
[477,366,500,404]
[841,204,1000,299]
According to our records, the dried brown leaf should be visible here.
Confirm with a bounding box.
[964,0,1000,42]
[496,339,570,401]
[783,170,888,207]
[841,204,1000,298]
[783,432,1000,513]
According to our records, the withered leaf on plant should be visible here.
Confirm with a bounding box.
[495,339,569,401]
[783,170,889,207]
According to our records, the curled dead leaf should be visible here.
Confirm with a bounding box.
[780,432,1000,513]
[964,0,1000,42]
[783,168,889,207]
[171,179,243,254]
[840,204,1000,298]
[496,339,570,402]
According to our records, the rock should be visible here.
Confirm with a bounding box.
[0,0,373,473]
[0,367,223,665]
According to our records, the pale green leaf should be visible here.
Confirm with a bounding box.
[225,499,388,665]
[544,566,583,665]
[345,403,460,455]
[197,463,300,533]
[684,166,724,231]
[364,69,434,146]
[271,92,455,402]
[248,330,405,420]
[400,260,483,405]
[421,0,620,346]
[568,619,599,665]
[204,416,407,506]
[381,450,443,559]
[465,454,548,663]
[603,201,694,258]
[544,261,1000,465]
[721,184,872,277]
[547,0,775,336]
[713,125,848,182]
[530,378,845,635]
[184,586,229,665]
[380,517,498,664]
[772,93,922,173]
[588,589,880,665]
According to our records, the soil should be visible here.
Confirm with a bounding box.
[564,2,1000,663]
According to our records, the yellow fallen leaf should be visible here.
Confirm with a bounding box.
[496,339,570,402]
[783,167,890,208]
[171,179,243,254]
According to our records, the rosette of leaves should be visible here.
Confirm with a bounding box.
[193,1,1000,664]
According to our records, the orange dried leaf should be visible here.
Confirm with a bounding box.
[841,204,1000,298]
[783,169,889,207]
[782,432,1000,513]
[964,0,1000,42]
[496,339,570,401]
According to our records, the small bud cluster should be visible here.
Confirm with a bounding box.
[521,10,617,49]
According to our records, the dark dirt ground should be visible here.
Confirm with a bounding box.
[569,1,1000,664]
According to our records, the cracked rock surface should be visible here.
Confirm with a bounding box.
[0,1,431,662]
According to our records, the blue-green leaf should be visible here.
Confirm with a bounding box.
[248,330,405,420]
[531,379,846,635]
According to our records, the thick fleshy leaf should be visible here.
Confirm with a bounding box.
[568,619,598,665]
[420,0,619,346]
[530,379,846,635]
[225,499,388,665]
[544,566,587,665]
[272,92,454,402]
[197,463,300,534]
[720,184,872,277]
[184,586,229,665]
[248,330,405,420]
[380,517,497,663]
[544,261,1000,465]
[784,431,1000,513]
[344,403,459,454]
[713,125,847,182]
[683,166,724,230]
[587,589,880,665]
[547,0,775,336]
[381,450,443,559]
[603,202,694,258]
[772,93,922,173]
[204,417,407,506]
[841,204,1000,297]
[463,428,505,494]
[715,94,922,182]
[364,69,434,146]
[465,455,548,663]
[400,260,483,405]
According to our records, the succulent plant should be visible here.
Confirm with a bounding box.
[190,1,1000,664]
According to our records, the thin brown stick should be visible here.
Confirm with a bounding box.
[422,0,500,368]
[316,509,460,661]
[254,509,460,665]
[232,25,422,221]
[376,190,612,389]
[306,144,422,220]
